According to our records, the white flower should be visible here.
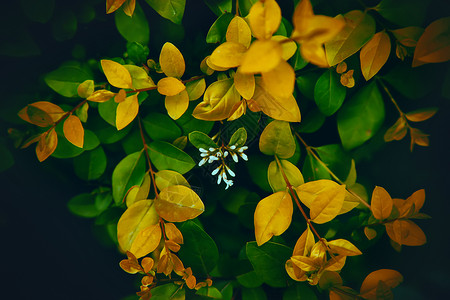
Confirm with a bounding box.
[238,146,248,152]
[211,165,221,176]
[209,147,216,152]
[199,148,208,153]
[224,178,233,189]
[223,151,229,158]
[225,165,235,177]
[230,145,236,150]
[198,157,208,166]
[239,153,248,161]
[208,155,219,163]
[231,152,239,163]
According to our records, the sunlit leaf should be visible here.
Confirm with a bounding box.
[371,186,393,220]
[155,170,190,191]
[145,0,185,24]
[292,225,315,256]
[268,159,304,192]
[385,219,426,246]
[129,223,161,258]
[404,189,425,214]
[240,40,283,73]
[327,239,362,256]
[124,65,155,89]
[247,0,281,40]
[19,101,64,127]
[226,15,252,48]
[122,0,136,16]
[36,129,58,162]
[75,102,88,123]
[116,93,139,130]
[261,60,295,99]
[101,59,133,89]
[157,77,185,96]
[301,42,329,67]
[272,35,297,60]
[234,70,255,99]
[259,120,296,159]
[125,172,151,207]
[206,12,234,44]
[159,42,185,78]
[186,78,206,101]
[360,31,391,81]
[77,80,94,98]
[165,89,189,120]
[360,269,403,299]
[87,89,116,103]
[210,41,248,69]
[63,115,84,148]
[254,191,293,246]
[112,150,146,204]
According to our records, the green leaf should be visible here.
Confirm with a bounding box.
[237,270,264,288]
[148,141,195,174]
[242,287,267,300]
[68,193,101,218]
[283,283,318,300]
[375,0,430,27]
[337,82,385,150]
[112,151,146,204]
[246,241,292,287]
[115,3,149,45]
[245,154,272,192]
[145,0,186,24]
[178,221,219,276]
[315,144,352,181]
[206,13,234,44]
[142,112,182,142]
[126,42,149,65]
[151,283,185,300]
[259,120,296,159]
[314,70,346,116]
[291,46,309,71]
[302,152,331,182]
[297,108,325,134]
[195,286,223,299]
[296,71,321,100]
[228,127,247,147]
[268,159,304,192]
[52,129,99,159]
[204,0,232,17]
[89,117,131,144]
[45,65,93,98]
[98,97,118,127]
[94,191,113,213]
[238,0,258,17]
[325,10,376,66]
[188,131,218,149]
[73,146,107,180]
[176,106,214,135]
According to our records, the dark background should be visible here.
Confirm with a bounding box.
[0,0,449,299]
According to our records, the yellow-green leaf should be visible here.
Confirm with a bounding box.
[209,41,248,69]
[129,223,162,258]
[272,35,297,60]
[186,78,206,101]
[165,89,189,120]
[360,31,391,81]
[155,185,204,222]
[248,0,281,40]
[226,16,252,48]
[63,115,84,148]
[126,172,151,207]
[116,93,139,130]
[254,190,293,246]
[36,129,58,162]
[292,225,315,256]
[77,80,94,98]
[259,120,296,159]
[240,40,283,73]
[371,186,393,220]
[234,70,255,100]
[157,77,186,96]
[117,199,160,255]
[327,239,362,256]
[101,59,133,89]
[360,269,403,299]
[268,159,304,192]
[155,170,190,191]
[385,219,426,246]
[413,17,450,67]
[124,65,155,89]
[159,42,185,78]
[261,60,295,99]
[87,89,116,103]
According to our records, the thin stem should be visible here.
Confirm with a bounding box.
[138,116,159,197]
[295,133,372,209]
[235,0,239,16]
[377,77,403,116]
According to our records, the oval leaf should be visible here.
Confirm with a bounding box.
[112,151,146,204]
[259,120,296,159]
[159,42,185,78]
[268,159,304,193]
[314,70,346,116]
[116,93,139,130]
[155,185,204,222]
[148,140,195,174]
[101,59,133,89]
[371,186,393,220]
[360,31,391,81]
[63,115,84,148]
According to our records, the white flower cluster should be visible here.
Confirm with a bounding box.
[198,145,248,190]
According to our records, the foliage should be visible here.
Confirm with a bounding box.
[4,0,449,299]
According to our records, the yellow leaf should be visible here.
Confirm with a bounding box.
[186,78,206,101]
[126,172,151,207]
[63,115,84,148]
[164,222,184,244]
[291,255,320,272]
[300,42,329,67]
[261,60,296,99]
[157,77,186,96]
[165,89,189,120]
[209,41,248,69]
[340,70,355,88]
[384,117,408,142]
[405,107,438,122]
[159,42,185,78]
[227,100,246,121]
[116,93,139,130]
[409,127,430,151]
[339,184,366,215]
[360,269,403,299]
[292,225,315,256]
[117,200,159,254]
[259,120,296,159]
[254,190,293,246]
[285,259,307,281]
[253,78,301,122]
[155,185,205,222]
[360,31,391,81]
[193,78,241,121]
[240,40,283,73]
[364,226,377,240]
[226,16,252,48]
[295,179,346,224]
[36,129,58,162]
[272,35,298,60]
[385,219,426,246]
[155,170,190,191]
[77,80,94,98]
[327,239,362,256]
[87,89,116,103]
[310,240,327,261]
[234,69,255,100]
[124,65,156,89]
[122,0,136,17]
[336,62,347,74]
[106,0,127,14]
[324,255,347,272]
[268,159,304,192]
[370,186,393,220]
[404,189,425,214]
[141,257,154,273]
[19,101,65,127]
[412,17,450,67]
[129,223,162,258]
[200,56,215,75]
[101,59,134,89]
[206,56,229,72]
[248,0,281,40]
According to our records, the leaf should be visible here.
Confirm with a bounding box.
[126,172,151,207]
[227,16,252,48]
[117,200,160,257]
[77,80,94,98]
[259,120,296,159]
[410,127,430,151]
[145,0,185,24]
[283,283,318,300]
[67,193,101,218]
[337,82,385,150]
[295,180,346,224]
[314,70,346,116]
[106,0,127,13]
[228,127,247,147]
[123,65,155,89]
[360,269,403,299]
[261,60,296,99]
[101,60,133,89]
[115,3,149,45]
[150,283,185,300]
[19,101,65,126]
[155,185,204,222]
[196,286,223,299]
[186,78,206,101]
[206,12,234,44]
[385,219,426,246]
[159,42,185,78]
[325,11,376,66]
[122,0,136,16]
[116,93,139,130]
[63,115,84,148]
[204,0,232,17]
[375,0,429,27]
[371,186,393,220]
[360,31,391,81]
[268,159,304,192]
[36,129,58,162]
[254,191,293,246]
[253,78,301,122]
[178,221,219,276]
[246,241,292,287]
[188,131,218,149]
[155,170,190,191]
[234,70,255,99]
[129,223,162,258]
[240,40,283,73]
[247,0,281,40]
[73,146,107,180]
[327,239,362,256]
[45,65,93,98]
[209,41,248,69]
[241,287,267,300]
[405,107,438,122]
[237,271,264,288]
[405,189,425,214]
[142,112,182,142]
[165,89,189,120]
[390,26,424,48]
[302,152,331,182]
[87,89,116,103]
[112,151,146,204]
[193,78,241,121]
[293,226,315,256]
[314,144,352,181]
[384,117,408,142]
[148,140,195,174]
